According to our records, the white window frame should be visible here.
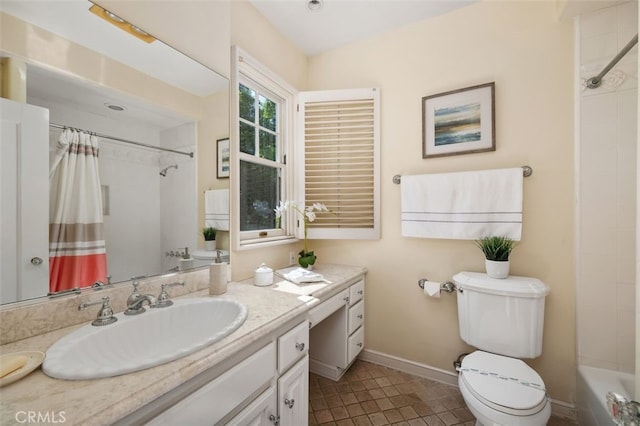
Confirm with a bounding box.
[231,46,297,250]
[231,47,381,250]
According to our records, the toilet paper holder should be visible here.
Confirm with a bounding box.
[418,278,457,294]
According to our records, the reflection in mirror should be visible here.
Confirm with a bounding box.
[0,1,230,305]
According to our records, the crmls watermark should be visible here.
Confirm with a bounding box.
[15,411,66,424]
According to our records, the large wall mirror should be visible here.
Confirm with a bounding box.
[0,1,230,305]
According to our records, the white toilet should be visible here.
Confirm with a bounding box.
[452,271,551,426]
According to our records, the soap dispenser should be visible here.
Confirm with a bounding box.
[178,247,194,271]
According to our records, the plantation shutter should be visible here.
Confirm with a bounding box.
[297,88,380,240]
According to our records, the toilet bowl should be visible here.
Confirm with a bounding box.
[457,351,551,426]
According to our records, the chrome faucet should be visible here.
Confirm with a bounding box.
[79,296,117,326]
[156,281,185,308]
[124,281,157,315]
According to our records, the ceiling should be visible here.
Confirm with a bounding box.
[249,0,477,56]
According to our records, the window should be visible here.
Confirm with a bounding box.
[232,47,296,247]
[231,47,380,249]
[238,81,283,235]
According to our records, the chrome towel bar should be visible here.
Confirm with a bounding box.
[393,165,532,185]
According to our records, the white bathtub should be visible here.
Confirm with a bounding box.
[577,365,636,425]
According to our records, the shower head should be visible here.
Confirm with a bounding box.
[159,164,178,177]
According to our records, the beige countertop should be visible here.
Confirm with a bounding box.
[0,263,366,426]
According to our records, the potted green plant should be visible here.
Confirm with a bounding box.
[475,236,516,279]
[202,226,217,251]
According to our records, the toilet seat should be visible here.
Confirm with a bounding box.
[459,351,547,416]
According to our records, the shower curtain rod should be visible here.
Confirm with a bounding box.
[49,123,194,158]
[586,33,638,89]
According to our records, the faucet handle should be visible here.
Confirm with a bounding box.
[157,281,185,308]
[78,297,117,326]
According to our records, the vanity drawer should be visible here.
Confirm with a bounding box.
[349,279,365,306]
[307,289,348,328]
[348,301,364,335]
[278,321,309,374]
[347,326,364,364]
[148,342,276,425]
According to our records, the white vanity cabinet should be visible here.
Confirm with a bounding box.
[230,320,309,426]
[136,320,309,426]
[308,276,365,381]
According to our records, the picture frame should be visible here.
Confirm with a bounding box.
[422,82,495,159]
[217,138,230,179]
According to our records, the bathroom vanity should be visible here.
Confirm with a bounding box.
[0,264,366,425]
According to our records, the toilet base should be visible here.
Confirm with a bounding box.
[459,375,551,426]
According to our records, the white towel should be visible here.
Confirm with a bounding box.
[205,189,229,231]
[401,168,523,240]
[283,268,329,284]
[273,280,328,296]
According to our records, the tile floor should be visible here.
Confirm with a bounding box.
[308,359,576,426]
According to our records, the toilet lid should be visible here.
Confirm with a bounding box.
[459,351,547,416]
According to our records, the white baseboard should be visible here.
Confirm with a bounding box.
[357,348,577,422]
[358,348,459,386]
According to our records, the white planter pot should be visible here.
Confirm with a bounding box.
[485,259,509,279]
[204,240,217,251]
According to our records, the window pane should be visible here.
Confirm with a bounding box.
[240,160,279,231]
[239,84,255,122]
[259,95,276,131]
[240,122,256,155]
[259,130,276,161]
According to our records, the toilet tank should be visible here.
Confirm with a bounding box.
[453,271,550,358]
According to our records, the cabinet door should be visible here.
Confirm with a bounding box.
[227,386,277,426]
[278,356,309,426]
[348,326,365,364]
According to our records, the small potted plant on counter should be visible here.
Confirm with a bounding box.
[475,236,516,279]
[202,226,217,251]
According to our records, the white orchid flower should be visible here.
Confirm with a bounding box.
[305,211,317,222]
[312,202,329,212]
[274,200,289,218]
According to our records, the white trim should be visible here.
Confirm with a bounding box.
[357,348,577,422]
[231,46,297,251]
[573,15,584,371]
[357,348,458,386]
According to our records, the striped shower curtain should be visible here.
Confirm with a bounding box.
[49,129,107,293]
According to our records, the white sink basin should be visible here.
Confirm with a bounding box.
[43,297,247,380]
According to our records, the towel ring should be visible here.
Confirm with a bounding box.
[393,165,533,184]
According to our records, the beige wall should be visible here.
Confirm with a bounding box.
[198,89,231,251]
[305,1,576,403]
[230,1,308,91]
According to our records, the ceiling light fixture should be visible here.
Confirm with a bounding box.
[307,0,323,12]
[89,5,156,44]
[104,10,125,23]
[104,103,126,112]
